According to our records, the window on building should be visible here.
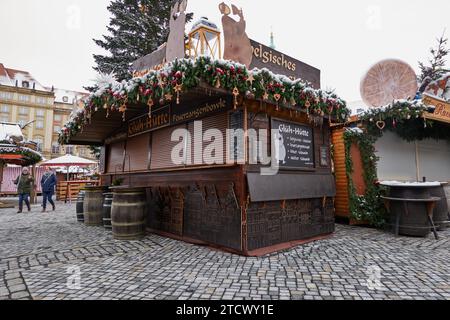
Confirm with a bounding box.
[51,144,60,154]
[19,107,28,115]
[0,105,10,113]
[18,95,30,102]
[36,109,45,118]
[1,116,9,123]
[62,96,69,103]
[54,125,61,133]
[66,146,74,155]
[22,81,30,88]
[35,120,44,129]
[79,148,86,156]
[0,92,13,100]
[54,114,62,122]
[36,97,47,105]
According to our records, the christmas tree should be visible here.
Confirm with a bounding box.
[93,0,193,81]
[418,32,449,88]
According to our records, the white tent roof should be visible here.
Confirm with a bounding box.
[0,122,23,142]
[56,166,90,174]
[41,154,97,167]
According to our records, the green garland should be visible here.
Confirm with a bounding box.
[59,56,350,144]
[359,100,450,141]
[344,99,450,227]
[0,144,42,166]
[343,129,386,227]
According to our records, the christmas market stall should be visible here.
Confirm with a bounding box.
[0,122,42,207]
[41,154,98,202]
[59,2,349,255]
[332,60,450,237]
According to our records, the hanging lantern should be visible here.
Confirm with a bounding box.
[188,17,222,59]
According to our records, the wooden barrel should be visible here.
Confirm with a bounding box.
[83,186,107,226]
[429,184,450,230]
[76,190,85,222]
[388,187,431,237]
[111,187,147,240]
[102,193,114,230]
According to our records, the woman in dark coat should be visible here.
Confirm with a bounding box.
[14,167,34,213]
[41,167,57,212]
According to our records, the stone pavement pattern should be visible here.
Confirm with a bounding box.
[0,201,449,300]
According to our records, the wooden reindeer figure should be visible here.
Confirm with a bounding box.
[166,0,188,63]
[219,2,253,68]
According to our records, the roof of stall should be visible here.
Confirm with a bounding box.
[59,57,349,146]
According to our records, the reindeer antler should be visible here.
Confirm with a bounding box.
[178,0,188,13]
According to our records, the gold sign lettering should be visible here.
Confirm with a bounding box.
[128,98,231,137]
[128,106,170,137]
[251,44,297,72]
[171,98,229,124]
[132,63,165,78]
[422,93,450,124]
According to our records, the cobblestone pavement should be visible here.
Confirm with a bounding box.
[0,201,449,300]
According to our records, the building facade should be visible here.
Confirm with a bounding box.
[0,63,95,160]
[51,88,93,159]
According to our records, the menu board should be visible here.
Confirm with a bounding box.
[271,119,314,169]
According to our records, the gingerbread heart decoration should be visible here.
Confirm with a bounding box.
[376,121,386,130]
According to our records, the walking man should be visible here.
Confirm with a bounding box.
[14,167,34,213]
[41,166,57,212]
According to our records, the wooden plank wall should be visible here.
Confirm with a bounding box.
[124,133,150,171]
[106,141,125,173]
[56,181,98,201]
[331,128,350,218]
[247,198,335,251]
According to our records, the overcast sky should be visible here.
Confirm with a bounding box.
[0,0,449,102]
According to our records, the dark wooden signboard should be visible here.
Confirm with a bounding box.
[131,39,320,87]
[249,39,321,88]
[271,118,314,169]
[171,97,231,125]
[128,97,232,137]
[128,105,171,137]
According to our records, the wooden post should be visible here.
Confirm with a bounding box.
[0,163,4,195]
[241,103,249,253]
[415,141,420,182]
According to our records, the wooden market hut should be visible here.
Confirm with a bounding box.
[331,88,450,226]
[331,124,368,224]
[59,8,349,255]
[0,122,43,206]
[61,60,349,255]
